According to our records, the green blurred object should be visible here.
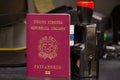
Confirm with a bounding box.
[104,33,107,42]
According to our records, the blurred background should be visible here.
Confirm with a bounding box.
[0,0,120,80]
[0,0,120,68]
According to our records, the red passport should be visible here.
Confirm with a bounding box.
[26,14,70,78]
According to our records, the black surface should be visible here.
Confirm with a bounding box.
[0,60,120,80]
[0,67,26,80]
[99,59,120,80]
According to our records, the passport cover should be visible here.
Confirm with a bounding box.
[27,14,70,78]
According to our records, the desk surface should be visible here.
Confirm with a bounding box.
[0,60,120,80]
